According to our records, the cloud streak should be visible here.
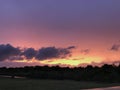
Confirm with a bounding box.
[80,49,90,55]
[111,44,120,51]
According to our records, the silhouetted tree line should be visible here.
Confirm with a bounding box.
[0,64,120,83]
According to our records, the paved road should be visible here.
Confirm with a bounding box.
[0,75,25,79]
[84,86,120,90]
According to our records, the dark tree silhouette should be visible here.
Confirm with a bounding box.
[0,63,120,83]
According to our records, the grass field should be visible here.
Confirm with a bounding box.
[0,77,120,90]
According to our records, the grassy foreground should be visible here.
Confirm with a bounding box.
[0,77,120,90]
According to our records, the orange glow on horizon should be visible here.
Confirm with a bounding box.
[12,56,103,67]
[39,56,102,66]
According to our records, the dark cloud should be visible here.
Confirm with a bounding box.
[0,44,75,61]
[22,48,37,59]
[111,44,120,51]
[67,46,76,49]
[81,49,90,54]
[0,44,20,61]
[35,46,74,60]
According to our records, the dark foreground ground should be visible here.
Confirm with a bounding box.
[0,77,120,90]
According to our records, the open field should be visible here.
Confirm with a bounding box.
[0,77,120,90]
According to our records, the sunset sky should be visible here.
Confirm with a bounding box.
[0,0,120,67]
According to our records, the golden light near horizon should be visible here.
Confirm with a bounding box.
[11,56,103,67]
[36,56,103,67]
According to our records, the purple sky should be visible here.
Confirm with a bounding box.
[0,0,120,67]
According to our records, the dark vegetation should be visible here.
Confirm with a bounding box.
[0,64,120,83]
[1,77,120,90]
